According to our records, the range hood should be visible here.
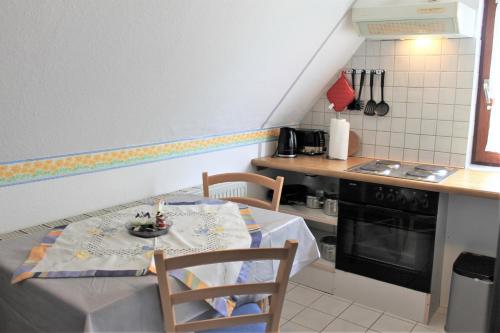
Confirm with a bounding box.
[352,0,477,39]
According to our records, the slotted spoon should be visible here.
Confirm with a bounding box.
[364,70,376,116]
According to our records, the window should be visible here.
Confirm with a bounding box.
[472,0,500,166]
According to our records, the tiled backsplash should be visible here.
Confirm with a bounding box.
[301,38,477,167]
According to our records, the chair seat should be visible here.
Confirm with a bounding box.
[197,303,266,333]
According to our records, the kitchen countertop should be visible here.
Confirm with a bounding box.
[251,155,500,200]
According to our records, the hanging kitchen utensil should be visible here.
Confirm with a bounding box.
[347,70,357,110]
[326,72,355,112]
[364,70,376,116]
[375,70,390,116]
[352,70,366,111]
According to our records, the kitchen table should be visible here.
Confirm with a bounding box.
[0,194,319,332]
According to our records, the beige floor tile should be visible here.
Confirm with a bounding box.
[371,314,416,332]
[287,282,298,293]
[323,318,368,332]
[310,294,352,317]
[282,300,306,320]
[286,285,323,306]
[383,312,416,325]
[412,324,442,333]
[339,304,383,328]
[291,308,335,331]
[281,320,317,332]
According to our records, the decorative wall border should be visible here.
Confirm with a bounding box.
[0,128,279,188]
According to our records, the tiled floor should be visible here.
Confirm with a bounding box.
[280,282,446,333]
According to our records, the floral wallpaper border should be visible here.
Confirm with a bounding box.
[0,128,279,187]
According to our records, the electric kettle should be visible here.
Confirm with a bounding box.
[276,127,297,158]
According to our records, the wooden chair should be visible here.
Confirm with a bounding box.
[202,172,284,211]
[154,240,298,333]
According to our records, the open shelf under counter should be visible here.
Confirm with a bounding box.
[279,203,337,226]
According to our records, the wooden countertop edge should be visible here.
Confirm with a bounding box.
[251,157,500,200]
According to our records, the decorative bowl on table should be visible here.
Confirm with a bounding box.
[126,212,173,238]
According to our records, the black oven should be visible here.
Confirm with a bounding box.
[336,179,439,293]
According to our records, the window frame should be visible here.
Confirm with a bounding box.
[472,0,500,166]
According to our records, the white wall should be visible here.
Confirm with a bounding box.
[0,0,355,161]
[0,141,276,233]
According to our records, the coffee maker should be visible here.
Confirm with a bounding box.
[276,127,297,158]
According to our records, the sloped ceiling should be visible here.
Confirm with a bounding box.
[0,0,360,161]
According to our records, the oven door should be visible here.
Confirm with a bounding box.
[336,201,436,293]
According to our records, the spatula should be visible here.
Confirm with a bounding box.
[351,70,365,111]
[375,70,390,116]
[364,70,376,116]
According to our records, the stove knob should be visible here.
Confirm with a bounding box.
[420,198,430,209]
[397,195,407,205]
[386,193,396,202]
[375,191,384,201]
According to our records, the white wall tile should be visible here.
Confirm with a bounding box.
[350,114,363,129]
[439,88,456,104]
[423,88,439,103]
[419,150,435,163]
[440,72,457,88]
[354,42,366,57]
[459,38,476,55]
[362,130,376,144]
[455,88,472,105]
[435,136,452,152]
[408,72,424,87]
[312,112,324,126]
[391,102,407,117]
[407,103,422,118]
[376,131,390,146]
[376,117,391,131]
[434,152,451,165]
[456,72,474,88]
[425,56,441,71]
[409,55,425,71]
[380,56,395,71]
[363,116,377,130]
[366,56,380,69]
[389,147,404,160]
[421,119,437,135]
[420,135,436,151]
[423,72,441,87]
[362,144,375,157]
[403,149,419,161]
[390,132,404,147]
[391,118,406,132]
[366,41,381,56]
[436,120,453,136]
[375,145,389,159]
[450,153,466,167]
[407,88,423,103]
[458,55,475,71]
[441,55,458,72]
[442,39,460,55]
[422,104,438,119]
[395,40,411,55]
[452,121,469,138]
[451,137,468,154]
[404,133,420,149]
[392,87,408,102]
[352,56,365,69]
[380,41,395,55]
[438,104,454,120]
[405,118,421,134]
[454,105,471,121]
[395,56,410,71]
[394,72,409,86]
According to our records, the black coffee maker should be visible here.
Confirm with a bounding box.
[276,127,297,158]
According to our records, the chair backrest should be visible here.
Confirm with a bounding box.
[202,172,284,211]
[154,240,298,333]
